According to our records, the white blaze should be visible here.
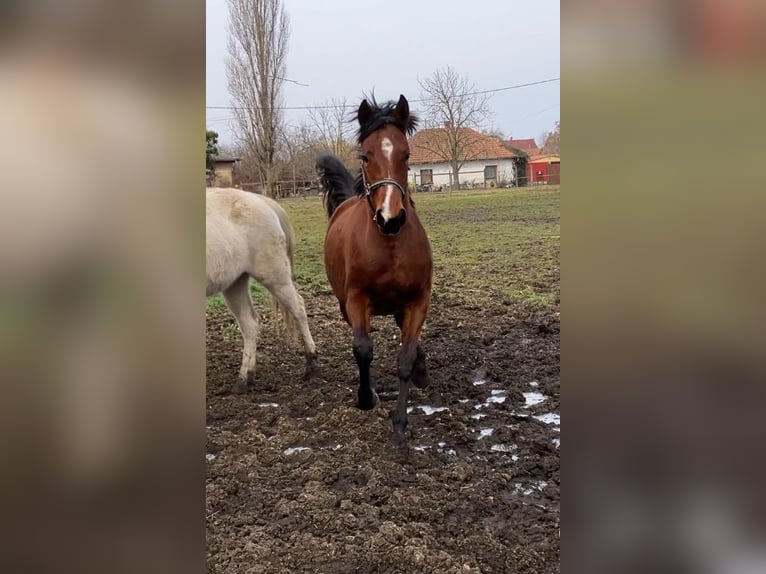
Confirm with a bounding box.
[380,137,396,220]
[381,137,393,160]
[381,187,394,220]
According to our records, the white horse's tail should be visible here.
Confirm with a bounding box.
[272,296,300,344]
[264,197,301,344]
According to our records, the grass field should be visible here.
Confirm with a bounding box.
[207,186,560,313]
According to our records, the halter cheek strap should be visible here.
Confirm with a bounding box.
[360,162,407,216]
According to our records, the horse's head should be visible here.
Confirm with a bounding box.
[356,95,417,235]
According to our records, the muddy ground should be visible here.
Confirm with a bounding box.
[206,289,560,573]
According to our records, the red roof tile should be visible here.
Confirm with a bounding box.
[409,128,517,164]
[502,138,539,155]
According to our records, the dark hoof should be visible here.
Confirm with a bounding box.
[391,422,408,446]
[412,371,430,389]
[391,430,407,447]
[303,354,320,380]
[232,379,249,394]
[357,390,379,411]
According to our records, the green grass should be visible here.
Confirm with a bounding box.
[206,282,269,311]
[208,187,560,311]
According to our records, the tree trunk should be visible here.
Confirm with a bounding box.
[451,162,460,191]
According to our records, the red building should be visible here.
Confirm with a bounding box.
[527,154,561,185]
[503,138,539,156]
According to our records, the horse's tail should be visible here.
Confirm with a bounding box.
[265,197,295,279]
[261,197,301,344]
[271,295,301,345]
[316,153,356,218]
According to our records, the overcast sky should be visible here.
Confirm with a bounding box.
[207,0,560,147]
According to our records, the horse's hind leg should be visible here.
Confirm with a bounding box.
[411,345,430,389]
[393,300,430,443]
[395,312,429,389]
[223,274,259,393]
[268,278,318,379]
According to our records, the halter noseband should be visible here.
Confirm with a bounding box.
[360,162,407,215]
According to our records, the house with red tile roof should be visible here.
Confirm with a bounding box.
[408,127,521,189]
[502,138,539,157]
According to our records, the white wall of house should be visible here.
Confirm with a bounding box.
[409,158,516,187]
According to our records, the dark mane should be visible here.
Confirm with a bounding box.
[317,96,418,218]
[355,94,418,144]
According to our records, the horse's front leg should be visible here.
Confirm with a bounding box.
[393,299,430,442]
[346,292,377,410]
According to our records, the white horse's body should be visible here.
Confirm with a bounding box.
[206,188,317,390]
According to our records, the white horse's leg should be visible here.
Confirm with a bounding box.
[268,277,319,380]
[223,274,259,393]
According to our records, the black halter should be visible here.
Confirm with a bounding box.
[359,162,407,215]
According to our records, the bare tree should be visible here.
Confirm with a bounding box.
[307,98,355,160]
[276,117,358,195]
[278,122,320,194]
[226,0,289,197]
[417,66,490,190]
[541,120,560,156]
[483,127,506,141]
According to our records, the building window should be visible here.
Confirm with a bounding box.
[484,165,497,181]
[420,169,433,184]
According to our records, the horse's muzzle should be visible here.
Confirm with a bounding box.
[375,208,406,235]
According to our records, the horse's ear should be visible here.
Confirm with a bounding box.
[393,94,409,123]
[358,99,373,127]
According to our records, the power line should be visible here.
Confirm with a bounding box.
[458,77,560,97]
[516,103,560,121]
[280,77,310,87]
[206,77,560,111]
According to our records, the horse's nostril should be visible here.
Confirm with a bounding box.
[375,210,384,226]
[397,209,406,224]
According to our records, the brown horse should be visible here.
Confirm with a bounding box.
[316,95,433,442]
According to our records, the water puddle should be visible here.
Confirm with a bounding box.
[513,480,547,496]
[533,413,560,426]
[552,437,560,448]
[258,402,279,408]
[413,442,457,456]
[473,379,487,386]
[206,453,216,462]
[417,405,448,415]
[469,413,488,420]
[474,390,508,410]
[523,392,546,407]
[490,444,519,461]
[283,447,311,455]
[529,381,539,387]
[478,428,494,439]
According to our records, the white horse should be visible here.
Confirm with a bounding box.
[206,187,318,392]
